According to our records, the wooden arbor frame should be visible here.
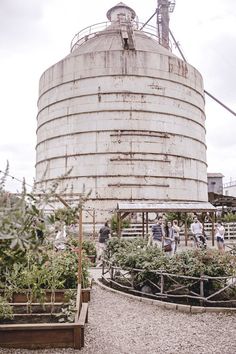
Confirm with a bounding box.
[116,202,216,246]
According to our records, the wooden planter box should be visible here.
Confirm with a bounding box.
[0,285,88,349]
[0,288,91,303]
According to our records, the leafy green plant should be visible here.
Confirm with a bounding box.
[47,207,79,226]
[110,214,130,234]
[104,238,236,300]
[3,263,23,301]
[0,164,92,295]
[0,243,90,312]
[165,212,192,227]
[222,213,236,222]
[56,289,77,323]
[105,238,236,278]
[82,239,97,257]
[0,296,14,321]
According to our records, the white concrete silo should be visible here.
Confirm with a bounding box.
[36,2,208,221]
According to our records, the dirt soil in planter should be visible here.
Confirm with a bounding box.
[1,313,59,325]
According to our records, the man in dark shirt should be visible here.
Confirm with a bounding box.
[99,222,110,243]
[97,222,111,263]
[152,216,164,248]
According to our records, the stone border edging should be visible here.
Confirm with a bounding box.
[93,277,236,314]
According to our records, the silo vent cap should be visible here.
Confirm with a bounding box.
[107,2,136,21]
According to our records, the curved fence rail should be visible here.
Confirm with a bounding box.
[101,260,236,307]
[70,21,162,52]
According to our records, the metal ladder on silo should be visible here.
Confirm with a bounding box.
[120,22,135,50]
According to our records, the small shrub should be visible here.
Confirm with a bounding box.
[0,296,14,320]
[56,289,77,323]
[110,215,130,234]
[222,213,236,223]
[82,239,97,257]
[104,238,236,302]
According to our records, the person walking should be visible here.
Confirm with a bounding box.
[172,219,180,253]
[97,221,111,262]
[190,216,204,248]
[164,221,175,257]
[151,216,164,249]
[215,221,225,253]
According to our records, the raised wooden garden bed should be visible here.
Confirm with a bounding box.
[0,284,89,349]
[0,287,91,303]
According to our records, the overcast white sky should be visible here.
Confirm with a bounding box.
[0,0,235,192]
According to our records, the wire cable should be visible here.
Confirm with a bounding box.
[0,169,33,188]
[140,10,236,117]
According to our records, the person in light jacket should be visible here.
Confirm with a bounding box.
[190,216,203,248]
[172,219,180,254]
[215,221,225,253]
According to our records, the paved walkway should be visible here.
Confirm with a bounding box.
[80,268,236,354]
[85,272,236,354]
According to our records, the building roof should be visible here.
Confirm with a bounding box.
[208,192,236,208]
[117,202,215,213]
[207,173,224,178]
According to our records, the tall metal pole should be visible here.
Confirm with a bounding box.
[78,206,83,284]
[161,0,170,49]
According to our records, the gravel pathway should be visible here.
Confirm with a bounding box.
[1,281,236,354]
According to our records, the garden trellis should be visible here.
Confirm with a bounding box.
[102,260,236,307]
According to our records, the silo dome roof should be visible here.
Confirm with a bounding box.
[69,2,178,57]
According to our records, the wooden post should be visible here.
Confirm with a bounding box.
[92,209,96,241]
[227,222,230,240]
[160,272,164,294]
[142,212,145,238]
[211,212,215,247]
[110,266,114,288]
[145,212,149,236]
[117,212,121,238]
[184,214,188,247]
[202,212,205,233]
[200,275,205,304]
[78,207,83,285]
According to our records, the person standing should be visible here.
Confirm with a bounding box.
[164,221,175,257]
[97,221,111,262]
[172,219,180,254]
[215,221,225,253]
[190,216,204,248]
[151,216,164,248]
